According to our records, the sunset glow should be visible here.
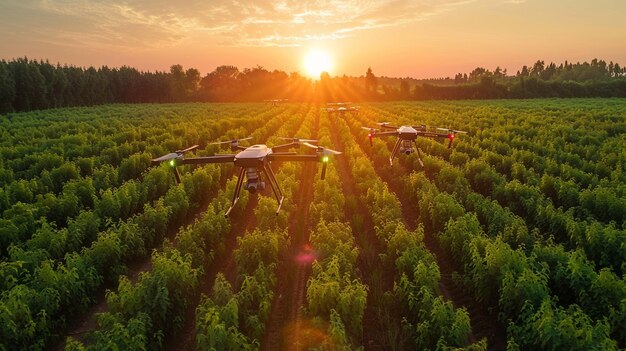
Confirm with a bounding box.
[0,1,623,78]
[303,49,333,79]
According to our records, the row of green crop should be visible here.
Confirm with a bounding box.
[301,111,367,349]
[343,108,625,348]
[331,111,482,349]
[193,105,316,349]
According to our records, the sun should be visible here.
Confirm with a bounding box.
[303,49,333,79]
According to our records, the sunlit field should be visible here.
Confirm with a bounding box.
[1,99,624,350]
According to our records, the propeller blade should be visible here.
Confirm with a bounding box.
[278,137,318,143]
[208,137,252,145]
[208,140,232,145]
[377,122,391,126]
[176,144,199,153]
[301,141,319,150]
[301,142,342,155]
[152,152,178,162]
[437,127,468,134]
[322,148,342,155]
[361,126,379,132]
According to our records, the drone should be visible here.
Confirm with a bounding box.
[151,137,340,217]
[362,122,467,166]
[264,99,288,106]
[322,102,360,115]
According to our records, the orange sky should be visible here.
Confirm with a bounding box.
[1,0,625,78]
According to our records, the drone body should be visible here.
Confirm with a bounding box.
[363,122,467,166]
[322,102,360,115]
[264,99,288,106]
[152,138,340,217]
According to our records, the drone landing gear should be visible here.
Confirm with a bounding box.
[173,167,182,184]
[224,164,285,217]
[413,140,424,168]
[225,167,246,217]
[389,138,401,165]
[263,163,284,215]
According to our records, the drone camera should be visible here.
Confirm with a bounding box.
[244,180,265,194]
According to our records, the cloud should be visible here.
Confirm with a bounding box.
[0,0,475,49]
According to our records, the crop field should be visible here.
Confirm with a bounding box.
[0,99,625,350]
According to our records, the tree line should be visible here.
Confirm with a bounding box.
[1,57,625,113]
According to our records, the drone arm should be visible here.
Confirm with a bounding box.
[371,131,398,138]
[180,155,236,165]
[416,131,449,139]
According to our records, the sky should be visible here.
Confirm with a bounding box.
[0,0,625,79]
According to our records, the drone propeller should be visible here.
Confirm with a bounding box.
[301,142,341,180]
[436,127,468,134]
[301,142,341,155]
[278,137,319,143]
[377,122,391,126]
[152,152,179,163]
[176,145,199,153]
[362,127,379,146]
[152,144,199,163]
[208,137,253,145]
[361,126,380,132]
[151,144,199,183]
[436,128,467,148]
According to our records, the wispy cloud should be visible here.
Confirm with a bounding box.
[0,0,476,49]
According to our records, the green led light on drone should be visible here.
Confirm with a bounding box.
[322,156,329,163]
[169,159,176,167]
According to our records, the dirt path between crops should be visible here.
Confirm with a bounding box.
[262,118,319,351]
[345,116,506,350]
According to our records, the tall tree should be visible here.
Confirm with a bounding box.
[365,67,377,94]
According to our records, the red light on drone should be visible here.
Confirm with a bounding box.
[448,134,454,140]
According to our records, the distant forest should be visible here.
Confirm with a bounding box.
[0,57,625,113]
